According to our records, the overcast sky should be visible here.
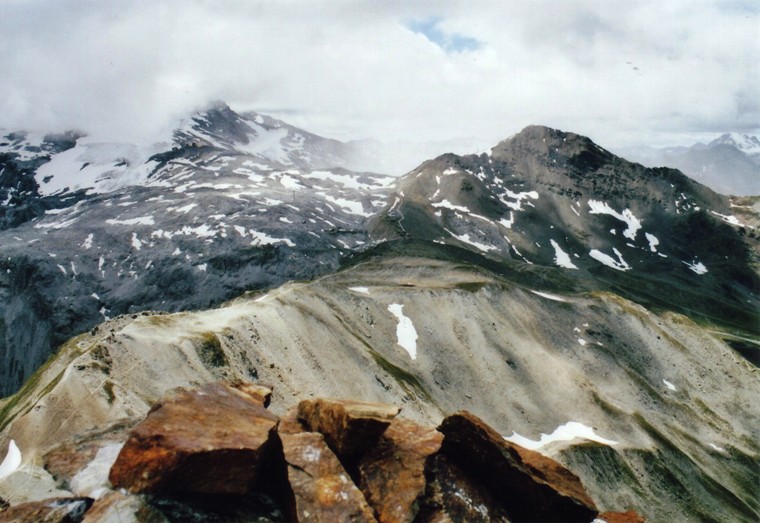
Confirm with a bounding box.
[1,0,758,151]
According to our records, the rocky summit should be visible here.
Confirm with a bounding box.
[0,381,649,522]
[0,105,758,522]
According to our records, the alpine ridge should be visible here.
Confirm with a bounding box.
[0,104,758,522]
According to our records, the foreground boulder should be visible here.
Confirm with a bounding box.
[438,411,599,523]
[279,408,377,522]
[418,452,512,522]
[357,419,443,523]
[1,383,645,522]
[297,399,400,459]
[109,382,278,495]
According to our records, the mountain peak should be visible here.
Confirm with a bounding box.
[488,125,614,175]
[708,132,760,156]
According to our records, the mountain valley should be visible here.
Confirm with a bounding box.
[0,104,758,522]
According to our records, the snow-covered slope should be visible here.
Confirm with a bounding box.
[709,132,760,159]
[34,138,164,197]
[0,105,396,396]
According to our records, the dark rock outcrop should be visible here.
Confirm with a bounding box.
[297,399,400,459]
[438,411,598,523]
[418,452,512,522]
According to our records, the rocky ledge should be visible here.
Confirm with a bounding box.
[0,381,645,522]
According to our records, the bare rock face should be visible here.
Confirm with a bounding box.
[437,411,598,523]
[0,497,92,522]
[357,418,443,523]
[108,381,278,495]
[81,490,167,523]
[297,399,400,459]
[278,408,377,522]
[417,453,512,523]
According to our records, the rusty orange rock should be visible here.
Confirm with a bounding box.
[358,418,443,523]
[279,408,377,522]
[598,510,648,523]
[109,382,278,495]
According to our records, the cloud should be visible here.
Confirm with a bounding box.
[0,0,757,151]
[406,16,481,53]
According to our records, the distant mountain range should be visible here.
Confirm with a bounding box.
[0,104,758,522]
[617,132,760,196]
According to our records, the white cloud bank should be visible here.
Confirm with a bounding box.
[0,0,757,150]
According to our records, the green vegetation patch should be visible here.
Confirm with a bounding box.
[0,333,92,431]
[368,348,433,404]
[195,332,229,369]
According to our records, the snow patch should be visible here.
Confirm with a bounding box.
[33,217,79,230]
[505,422,618,450]
[324,195,371,217]
[589,248,631,271]
[106,216,155,226]
[499,189,539,211]
[387,303,418,359]
[550,240,578,269]
[663,379,677,391]
[645,233,660,252]
[131,233,142,251]
[433,199,470,213]
[69,443,123,499]
[683,260,708,275]
[0,439,21,481]
[530,290,568,302]
[448,231,497,252]
[349,286,371,295]
[250,230,296,247]
[82,233,94,249]
[498,212,515,229]
[710,211,744,227]
[588,200,641,241]
[172,203,197,214]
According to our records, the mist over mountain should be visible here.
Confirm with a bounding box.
[0,104,758,522]
[618,133,760,196]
